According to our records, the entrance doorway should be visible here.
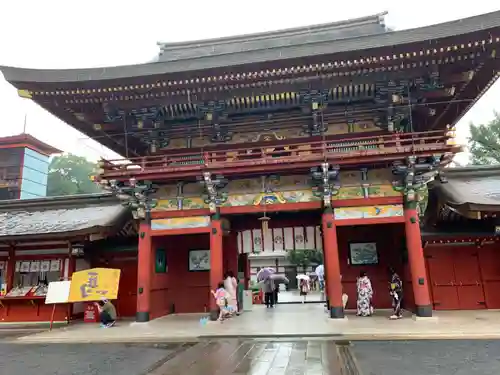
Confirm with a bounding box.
[426,246,486,310]
[336,223,404,310]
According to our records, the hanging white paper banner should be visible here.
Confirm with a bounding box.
[283,228,294,250]
[272,228,284,251]
[263,228,273,252]
[242,230,252,254]
[294,227,305,250]
[252,229,263,253]
[305,226,316,249]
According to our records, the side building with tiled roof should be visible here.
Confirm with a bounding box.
[0,193,138,323]
[421,166,500,310]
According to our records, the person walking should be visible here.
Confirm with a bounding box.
[389,268,403,319]
[299,278,310,303]
[263,277,275,308]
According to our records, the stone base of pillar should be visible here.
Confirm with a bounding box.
[210,309,219,321]
[329,306,345,319]
[136,311,150,322]
[415,304,433,317]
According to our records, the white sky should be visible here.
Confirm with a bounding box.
[1,1,499,164]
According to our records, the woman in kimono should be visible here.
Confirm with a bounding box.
[223,271,238,315]
[389,268,403,319]
[356,271,373,316]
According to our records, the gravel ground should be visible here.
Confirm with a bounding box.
[351,340,500,375]
[0,343,187,375]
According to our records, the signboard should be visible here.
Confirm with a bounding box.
[45,281,71,304]
[68,268,121,302]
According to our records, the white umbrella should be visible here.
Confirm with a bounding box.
[296,274,310,281]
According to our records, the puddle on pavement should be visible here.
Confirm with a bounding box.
[145,339,360,375]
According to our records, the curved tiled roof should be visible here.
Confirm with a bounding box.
[1,10,500,83]
[434,165,500,211]
[0,193,129,239]
[156,13,388,63]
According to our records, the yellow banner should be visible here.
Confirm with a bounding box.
[68,268,121,302]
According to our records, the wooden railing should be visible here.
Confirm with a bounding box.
[98,130,458,179]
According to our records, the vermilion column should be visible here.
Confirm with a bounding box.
[210,217,224,320]
[136,216,153,322]
[243,254,250,289]
[404,204,432,317]
[223,233,238,276]
[321,209,344,319]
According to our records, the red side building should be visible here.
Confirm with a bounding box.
[1,11,500,321]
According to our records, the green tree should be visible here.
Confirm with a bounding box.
[468,112,500,165]
[287,249,323,268]
[47,154,101,196]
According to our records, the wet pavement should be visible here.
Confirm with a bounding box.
[1,339,500,374]
[0,342,192,375]
[352,340,500,375]
[0,328,46,340]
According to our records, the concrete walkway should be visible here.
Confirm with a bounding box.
[9,305,500,343]
[277,290,325,303]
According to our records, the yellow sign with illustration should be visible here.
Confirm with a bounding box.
[68,268,121,302]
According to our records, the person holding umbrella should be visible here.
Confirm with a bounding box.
[262,276,275,308]
[269,274,289,305]
[256,267,275,282]
[297,274,310,303]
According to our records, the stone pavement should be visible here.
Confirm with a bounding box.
[351,340,500,375]
[9,304,500,344]
[3,339,500,375]
[277,290,325,304]
[0,342,191,375]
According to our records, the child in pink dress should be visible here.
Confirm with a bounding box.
[211,282,229,321]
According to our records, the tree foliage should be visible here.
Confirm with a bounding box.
[468,111,500,165]
[47,154,101,196]
[287,249,324,267]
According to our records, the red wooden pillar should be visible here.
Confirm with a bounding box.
[243,254,250,289]
[6,247,15,293]
[136,218,153,322]
[210,217,224,320]
[404,205,432,317]
[321,209,344,318]
[223,233,238,276]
